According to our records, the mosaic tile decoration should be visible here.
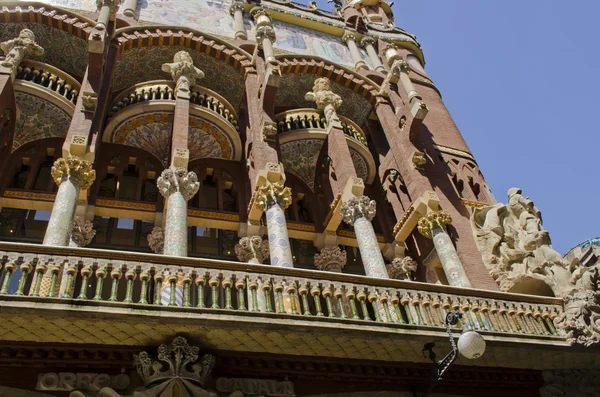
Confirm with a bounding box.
[13,91,71,152]
[112,46,244,108]
[110,111,237,166]
[0,22,88,80]
[280,138,370,191]
[275,74,372,127]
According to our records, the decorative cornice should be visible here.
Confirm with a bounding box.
[322,194,341,228]
[187,209,240,222]
[392,206,414,237]
[3,190,55,201]
[433,144,476,162]
[95,199,155,212]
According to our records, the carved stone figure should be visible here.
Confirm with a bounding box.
[471,188,600,345]
[387,256,417,280]
[70,218,96,247]
[161,51,205,95]
[540,369,600,397]
[235,235,269,263]
[314,246,347,272]
[147,226,164,254]
[0,29,44,70]
[157,166,200,200]
[305,77,343,124]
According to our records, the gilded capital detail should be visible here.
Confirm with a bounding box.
[417,210,452,239]
[387,256,417,280]
[340,196,376,226]
[157,166,200,201]
[314,246,347,272]
[255,181,292,211]
[235,236,270,263]
[305,77,342,124]
[162,50,205,96]
[0,29,44,71]
[51,157,96,190]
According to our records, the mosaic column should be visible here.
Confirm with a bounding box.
[251,7,277,65]
[360,36,385,72]
[43,157,96,246]
[157,166,200,257]
[256,182,294,268]
[341,196,389,278]
[417,210,472,288]
[342,31,367,70]
[0,29,44,80]
[230,1,247,40]
[235,236,270,311]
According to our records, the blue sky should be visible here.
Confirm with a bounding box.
[316,0,599,254]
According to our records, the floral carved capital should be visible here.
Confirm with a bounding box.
[417,210,452,239]
[314,246,347,272]
[235,236,269,263]
[255,181,292,211]
[71,217,96,247]
[387,256,417,280]
[161,50,205,96]
[51,157,96,190]
[0,29,44,70]
[255,25,276,46]
[147,226,165,254]
[340,195,376,226]
[157,166,200,200]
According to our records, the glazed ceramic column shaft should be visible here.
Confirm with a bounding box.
[157,166,200,257]
[43,158,96,246]
[341,196,389,278]
[230,1,247,40]
[418,210,472,288]
[342,31,367,70]
[256,182,294,268]
[360,36,385,72]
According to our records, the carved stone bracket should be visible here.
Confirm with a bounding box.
[411,151,427,170]
[235,235,270,263]
[157,166,200,200]
[51,157,96,190]
[147,226,165,254]
[255,181,292,211]
[81,92,98,113]
[161,50,205,97]
[70,218,96,247]
[340,196,376,226]
[314,246,347,272]
[417,210,452,239]
[0,29,44,76]
[387,256,417,280]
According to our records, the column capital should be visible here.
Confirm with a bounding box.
[229,1,246,16]
[0,29,44,75]
[95,0,123,14]
[235,236,270,263]
[417,210,452,239]
[147,226,164,254]
[359,36,376,48]
[255,181,292,211]
[340,195,376,226]
[157,166,200,200]
[51,157,96,190]
[342,31,358,43]
[70,218,96,247]
[255,25,276,46]
[161,50,205,97]
[314,246,347,272]
[386,256,417,280]
[305,77,342,124]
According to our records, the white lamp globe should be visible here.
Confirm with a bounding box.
[457,330,486,360]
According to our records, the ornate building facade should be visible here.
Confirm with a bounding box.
[0,0,598,396]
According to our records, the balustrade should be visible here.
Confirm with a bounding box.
[108,80,238,128]
[274,109,368,147]
[15,60,80,104]
[0,243,563,340]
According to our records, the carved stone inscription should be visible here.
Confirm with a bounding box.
[36,372,130,392]
[216,377,295,396]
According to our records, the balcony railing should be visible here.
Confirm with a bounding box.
[275,109,368,147]
[0,242,564,342]
[108,80,238,129]
[15,60,80,104]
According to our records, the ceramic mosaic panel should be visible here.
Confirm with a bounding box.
[0,22,87,80]
[354,216,388,279]
[280,138,370,191]
[113,46,244,107]
[13,92,71,152]
[275,74,372,126]
[266,204,293,268]
[189,115,236,162]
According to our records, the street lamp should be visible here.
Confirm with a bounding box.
[415,310,486,396]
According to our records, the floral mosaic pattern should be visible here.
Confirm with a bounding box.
[111,112,236,166]
[354,217,388,279]
[266,204,293,269]
[275,74,372,127]
[280,138,370,191]
[113,46,244,107]
[0,23,87,80]
[189,115,235,162]
[13,92,71,152]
